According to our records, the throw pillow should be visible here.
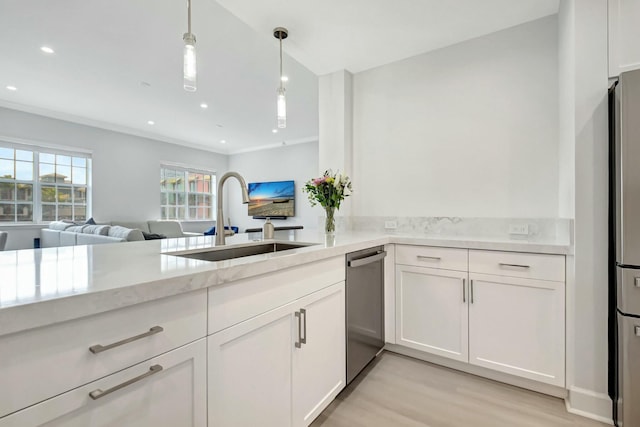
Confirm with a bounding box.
[84,217,97,225]
[142,231,167,240]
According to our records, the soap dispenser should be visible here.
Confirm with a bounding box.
[262,217,275,240]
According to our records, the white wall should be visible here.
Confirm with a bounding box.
[351,16,559,218]
[558,1,576,219]
[564,0,611,421]
[0,107,228,249]
[226,141,320,232]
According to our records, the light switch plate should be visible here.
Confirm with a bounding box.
[509,224,529,235]
[384,221,398,230]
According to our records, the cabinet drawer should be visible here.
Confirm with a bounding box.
[208,256,344,334]
[0,339,207,427]
[469,250,565,282]
[0,289,207,418]
[396,245,468,271]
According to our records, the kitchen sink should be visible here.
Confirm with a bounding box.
[171,242,316,262]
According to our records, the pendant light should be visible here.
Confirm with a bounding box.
[273,27,288,128]
[183,0,197,92]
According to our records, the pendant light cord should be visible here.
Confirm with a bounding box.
[279,34,283,90]
[187,0,192,34]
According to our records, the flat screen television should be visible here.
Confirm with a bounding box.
[247,180,295,219]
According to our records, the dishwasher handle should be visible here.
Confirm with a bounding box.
[348,251,387,268]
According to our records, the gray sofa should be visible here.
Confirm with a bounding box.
[41,222,144,248]
[40,220,201,248]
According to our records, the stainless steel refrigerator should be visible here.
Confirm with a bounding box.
[610,68,640,427]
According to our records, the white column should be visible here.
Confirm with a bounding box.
[318,70,353,177]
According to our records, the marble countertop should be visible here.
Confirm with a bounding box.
[0,230,571,337]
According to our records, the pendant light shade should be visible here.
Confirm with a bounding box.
[277,87,286,129]
[274,27,288,129]
[183,0,197,92]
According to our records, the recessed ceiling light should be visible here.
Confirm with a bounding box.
[40,46,55,54]
[220,140,227,144]
[147,120,155,125]
[6,85,17,91]
[272,129,278,134]
[281,76,289,82]
[200,103,208,109]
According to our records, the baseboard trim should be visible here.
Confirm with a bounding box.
[385,344,566,398]
[565,386,613,425]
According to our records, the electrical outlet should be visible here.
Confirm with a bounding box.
[509,224,529,235]
[384,221,398,230]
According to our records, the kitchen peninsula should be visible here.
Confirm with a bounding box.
[0,230,570,426]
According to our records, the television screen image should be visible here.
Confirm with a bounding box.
[247,180,295,218]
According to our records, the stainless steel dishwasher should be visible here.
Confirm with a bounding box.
[346,246,386,384]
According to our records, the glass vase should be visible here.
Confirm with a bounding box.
[324,207,336,235]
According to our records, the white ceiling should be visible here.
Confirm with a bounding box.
[0,0,559,155]
[0,0,319,154]
[216,0,560,75]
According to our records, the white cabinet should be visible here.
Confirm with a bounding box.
[394,246,566,388]
[208,282,346,427]
[468,273,565,387]
[0,289,207,419]
[609,0,640,77]
[395,265,468,362]
[0,339,207,427]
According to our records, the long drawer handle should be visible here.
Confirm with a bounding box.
[498,263,531,269]
[295,311,302,348]
[470,280,474,304]
[89,326,164,354]
[636,326,640,337]
[89,364,163,400]
[462,278,466,303]
[417,256,441,261]
[300,308,307,345]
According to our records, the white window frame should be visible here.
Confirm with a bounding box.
[0,139,92,224]
[160,164,216,221]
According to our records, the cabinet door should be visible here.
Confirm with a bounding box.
[208,301,296,427]
[468,273,565,387]
[292,282,346,427]
[609,0,640,77]
[0,339,207,427]
[396,265,469,362]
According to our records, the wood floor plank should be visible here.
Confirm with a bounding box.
[311,351,610,427]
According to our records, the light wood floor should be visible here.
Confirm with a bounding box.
[311,352,610,427]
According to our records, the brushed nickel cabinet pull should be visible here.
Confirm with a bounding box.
[295,311,302,348]
[470,280,474,304]
[498,263,531,269]
[300,308,307,345]
[89,364,163,400]
[462,278,466,303]
[417,256,441,261]
[89,326,164,354]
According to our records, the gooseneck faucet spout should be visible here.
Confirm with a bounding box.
[216,172,250,245]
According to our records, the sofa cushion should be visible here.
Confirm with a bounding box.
[111,221,150,233]
[82,224,111,236]
[77,234,125,245]
[49,221,74,231]
[65,225,86,233]
[59,231,77,247]
[108,226,145,242]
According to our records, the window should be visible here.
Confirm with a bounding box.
[0,143,91,223]
[160,166,215,220]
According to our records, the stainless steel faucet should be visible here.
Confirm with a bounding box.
[216,172,250,245]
